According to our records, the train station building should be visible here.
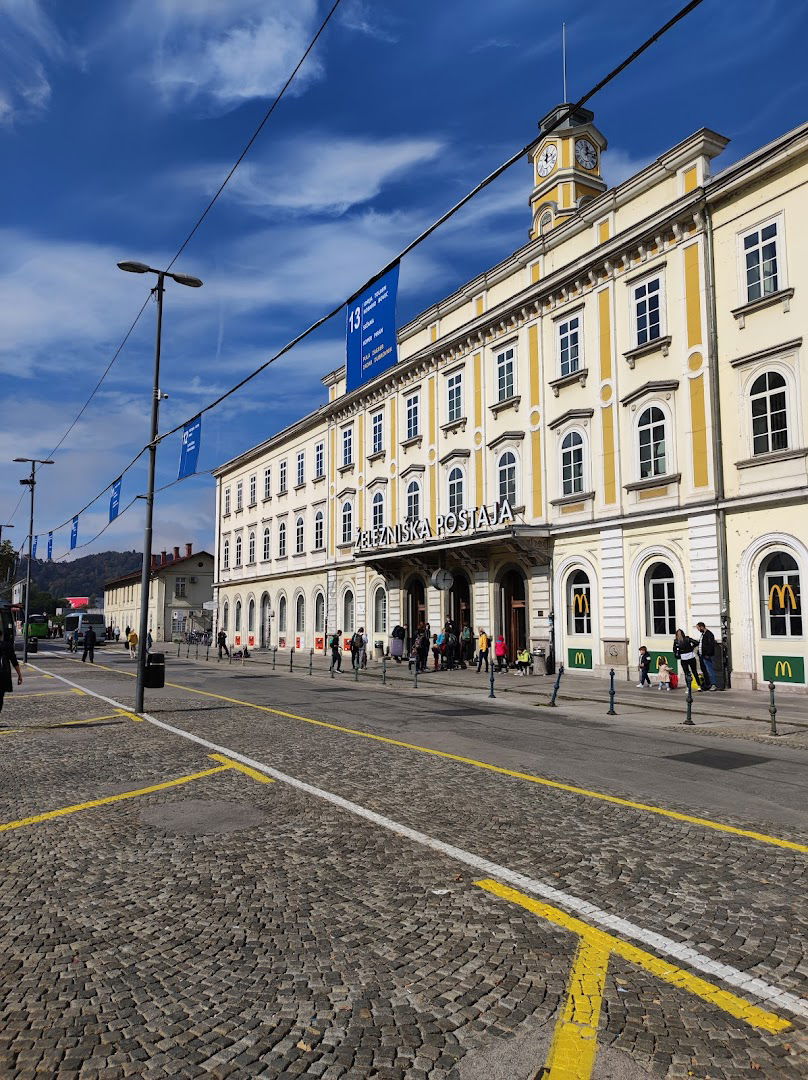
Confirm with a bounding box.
[212,107,808,691]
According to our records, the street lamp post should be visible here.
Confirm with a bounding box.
[13,459,54,662]
[117,261,202,713]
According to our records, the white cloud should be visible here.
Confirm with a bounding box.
[0,0,64,124]
[601,148,655,189]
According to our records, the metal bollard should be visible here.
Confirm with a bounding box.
[229,647,232,664]
[768,680,778,736]
[354,664,359,682]
[607,668,616,715]
[683,678,694,725]
[272,647,277,670]
[196,643,199,660]
[413,666,419,689]
[382,657,387,686]
[290,648,294,672]
[186,643,190,658]
[549,664,564,707]
[309,649,313,676]
[206,645,210,661]
[488,666,495,699]
[331,661,335,679]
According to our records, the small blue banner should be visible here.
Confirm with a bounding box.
[178,416,202,479]
[346,264,399,392]
[47,532,53,561]
[70,516,78,550]
[109,477,122,523]
[32,535,38,558]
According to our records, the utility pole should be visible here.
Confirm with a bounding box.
[13,459,54,661]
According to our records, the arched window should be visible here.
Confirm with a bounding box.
[248,598,255,632]
[262,527,270,561]
[278,521,287,558]
[539,209,553,234]
[645,562,676,636]
[222,600,229,630]
[374,586,387,633]
[751,371,788,456]
[248,531,255,563]
[406,480,421,521]
[314,591,325,633]
[341,501,353,545]
[314,510,324,550]
[372,491,385,530]
[235,534,242,566]
[343,588,354,631]
[278,595,287,632]
[760,551,802,637]
[448,467,464,514]
[295,594,305,633]
[567,569,591,635]
[222,538,230,570]
[638,406,666,478]
[295,516,304,554]
[498,451,517,505]
[561,431,584,496]
[235,599,242,632]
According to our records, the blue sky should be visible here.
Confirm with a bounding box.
[1,0,806,562]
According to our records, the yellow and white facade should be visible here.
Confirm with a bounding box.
[213,106,808,690]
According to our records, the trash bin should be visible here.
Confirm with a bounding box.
[374,640,384,660]
[143,652,165,689]
[26,636,38,653]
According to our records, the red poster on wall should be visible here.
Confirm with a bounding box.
[343,637,352,651]
[315,636,324,650]
[279,637,286,649]
[295,635,302,649]
[234,635,241,646]
[248,635,255,647]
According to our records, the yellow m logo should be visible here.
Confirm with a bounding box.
[774,660,793,678]
[655,655,669,669]
[768,584,797,611]
[574,651,586,664]
[573,592,590,614]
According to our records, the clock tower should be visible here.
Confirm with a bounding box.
[528,104,607,239]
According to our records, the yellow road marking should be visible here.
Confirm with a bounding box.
[209,752,276,783]
[51,656,808,854]
[543,937,608,1080]
[0,765,232,833]
[0,729,21,736]
[475,879,790,1035]
[43,713,126,728]
[14,688,85,698]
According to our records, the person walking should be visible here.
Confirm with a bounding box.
[82,625,97,664]
[329,629,343,672]
[695,622,718,690]
[127,628,139,660]
[217,629,229,659]
[350,629,363,670]
[494,634,508,673]
[444,623,458,670]
[460,623,472,668]
[0,630,23,714]
[476,628,490,672]
[146,630,153,652]
[637,645,651,687]
[359,627,369,669]
[673,628,700,690]
[114,627,120,643]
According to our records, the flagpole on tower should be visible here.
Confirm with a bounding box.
[562,22,568,102]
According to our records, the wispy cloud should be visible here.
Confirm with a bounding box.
[0,0,65,124]
[338,0,399,44]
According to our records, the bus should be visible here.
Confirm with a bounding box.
[24,613,50,639]
[63,612,106,647]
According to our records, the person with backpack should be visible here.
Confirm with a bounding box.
[494,633,508,673]
[390,624,405,663]
[460,623,472,668]
[476,628,490,672]
[350,628,364,669]
[329,629,343,672]
[673,628,700,690]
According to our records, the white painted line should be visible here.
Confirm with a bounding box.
[29,661,808,1020]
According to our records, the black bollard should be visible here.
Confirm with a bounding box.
[354,664,359,682]
[229,646,232,664]
[177,642,181,657]
[186,643,190,658]
[290,648,294,672]
[195,643,199,660]
[768,680,778,736]
[206,645,210,661]
[272,647,277,670]
[309,649,313,676]
[414,667,419,689]
[683,677,694,725]
[488,666,495,699]
[607,668,616,715]
[382,657,387,685]
[549,664,564,707]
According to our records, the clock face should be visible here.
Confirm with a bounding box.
[575,138,597,170]
[536,144,558,178]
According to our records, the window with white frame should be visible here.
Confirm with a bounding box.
[222,600,229,630]
[248,531,255,563]
[558,316,581,377]
[371,411,384,454]
[222,539,230,570]
[278,521,286,557]
[223,487,231,515]
[248,599,255,633]
[236,481,243,511]
[743,220,780,302]
[638,406,667,478]
[235,534,242,566]
[405,393,420,440]
[315,591,325,632]
[343,589,354,631]
[296,594,305,634]
[314,510,324,549]
[374,586,387,633]
[262,527,270,561]
[561,431,584,496]
[372,491,384,530]
[175,576,186,598]
[760,552,802,637]
[633,276,662,346]
[278,595,287,633]
[342,426,353,466]
[495,345,515,401]
[567,569,592,635]
[645,562,676,636]
[234,600,242,632]
[497,450,517,505]
[448,467,464,513]
[750,371,788,455]
[295,516,304,554]
[279,460,287,493]
[315,441,325,478]
[263,467,271,500]
[447,371,463,422]
[341,501,353,544]
[249,474,256,505]
[296,451,305,487]
[406,480,421,521]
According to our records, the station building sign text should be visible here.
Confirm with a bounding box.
[355,499,515,553]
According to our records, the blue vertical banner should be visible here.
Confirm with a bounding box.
[178,415,202,479]
[109,477,122,523]
[70,516,78,550]
[32,535,38,558]
[345,264,399,392]
[47,532,53,561]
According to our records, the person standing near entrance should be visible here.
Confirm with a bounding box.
[673,628,700,689]
[82,625,97,664]
[494,633,508,673]
[695,622,718,690]
[460,623,472,668]
[476,628,489,672]
[329,629,343,672]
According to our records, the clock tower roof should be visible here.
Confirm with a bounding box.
[539,102,596,135]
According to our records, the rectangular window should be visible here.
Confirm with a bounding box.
[315,441,324,478]
[371,411,384,455]
[236,481,243,511]
[558,317,581,377]
[447,372,463,422]
[263,467,271,500]
[279,461,287,493]
[174,577,186,598]
[634,277,662,346]
[406,393,420,440]
[249,474,256,505]
[765,569,802,638]
[743,221,779,302]
[223,487,231,515]
[342,426,353,466]
[495,346,515,401]
[296,450,305,487]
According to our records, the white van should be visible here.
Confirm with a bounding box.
[63,612,106,646]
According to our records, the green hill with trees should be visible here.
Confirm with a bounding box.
[1,546,141,613]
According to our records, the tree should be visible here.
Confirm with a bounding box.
[0,540,17,599]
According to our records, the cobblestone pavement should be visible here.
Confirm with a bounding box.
[0,647,805,1079]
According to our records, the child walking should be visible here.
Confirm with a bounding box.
[637,645,651,687]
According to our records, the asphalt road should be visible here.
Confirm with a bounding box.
[0,643,805,1079]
